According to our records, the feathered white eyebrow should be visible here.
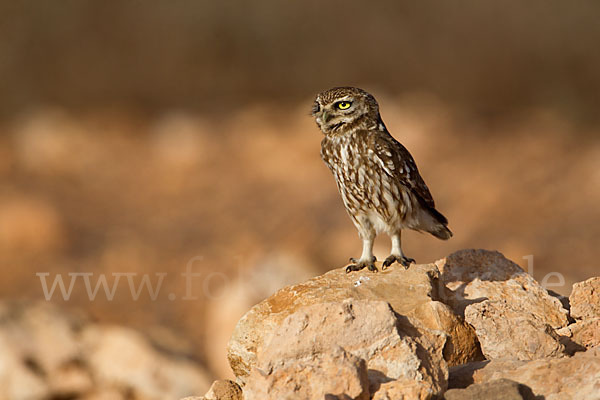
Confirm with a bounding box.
[335,95,354,102]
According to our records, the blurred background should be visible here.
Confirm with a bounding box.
[1,0,599,397]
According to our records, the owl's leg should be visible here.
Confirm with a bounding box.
[347,226,377,273]
[382,231,415,270]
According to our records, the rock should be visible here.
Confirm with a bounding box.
[15,302,82,373]
[570,277,600,320]
[83,325,211,400]
[372,379,436,400]
[448,351,600,400]
[202,379,243,400]
[0,301,212,400]
[47,362,94,397]
[81,389,127,400]
[464,300,565,360]
[246,299,447,397]
[408,301,483,366]
[437,249,569,360]
[556,318,600,352]
[0,331,50,400]
[444,378,535,400]
[244,346,369,400]
[228,262,476,384]
[437,249,569,327]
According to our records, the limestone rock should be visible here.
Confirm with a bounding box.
[556,318,600,352]
[228,262,475,383]
[437,249,569,360]
[464,300,565,360]
[81,389,126,400]
[372,379,436,400]
[449,351,600,400]
[570,277,600,320]
[244,346,369,400]
[180,380,242,400]
[0,301,212,400]
[203,380,243,400]
[83,325,211,400]
[444,379,535,400]
[253,299,447,396]
[408,301,483,366]
[47,362,94,397]
[0,331,50,400]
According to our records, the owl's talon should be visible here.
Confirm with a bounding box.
[346,257,378,273]
[402,256,416,267]
[382,255,415,270]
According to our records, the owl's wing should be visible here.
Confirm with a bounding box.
[373,133,436,209]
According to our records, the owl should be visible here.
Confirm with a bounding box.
[313,87,452,272]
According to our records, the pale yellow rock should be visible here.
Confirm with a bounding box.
[556,318,600,352]
[437,249,568,328]
[450,351,600,400]
[0,333,50,400]
[372,378,435,400]
[82,389,127,400]
[47,363,94,397]
[408,301,483,366]
[444,378,533,400]
[437,249,569,360]
[244,346,369,400]
[253,299,447,396]
[82,325,211,400]
[12,302,81,373]
[0,301,213,400]
[465,300,565,360]
[570,277,600,320]
[227,262,469,384]
[203,379,242,400]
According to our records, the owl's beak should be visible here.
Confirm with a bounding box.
[321,111,330,123]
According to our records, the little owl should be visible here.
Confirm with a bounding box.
[313,87,452,272]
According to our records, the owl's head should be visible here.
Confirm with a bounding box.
[312,87,380,134]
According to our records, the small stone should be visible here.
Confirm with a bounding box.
[203,379,242,400]
[448,351,600,400]
[372,378,435,400]
[465,300,565,360]
[556,318,600,352]
[244,346,369,400]
[570,277,600,320]
[444,378,535,400]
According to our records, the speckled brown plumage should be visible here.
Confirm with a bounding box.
[313,87,452,272]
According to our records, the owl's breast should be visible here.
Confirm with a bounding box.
[322,136,384,208]
[321,133,412,225]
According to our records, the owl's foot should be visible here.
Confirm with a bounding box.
[382,254,415,270]
[346,256,377,273]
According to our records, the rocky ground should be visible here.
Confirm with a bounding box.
[185,249,600,400]
[0,302,212,399]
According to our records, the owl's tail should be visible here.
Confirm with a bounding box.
[426,207,453,240]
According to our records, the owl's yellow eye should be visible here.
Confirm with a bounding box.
[336,101,352,110]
